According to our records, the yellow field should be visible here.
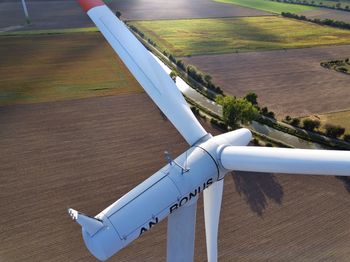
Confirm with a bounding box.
[130,16,350,56]
[0,33,141,105]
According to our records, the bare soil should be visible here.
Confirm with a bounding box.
[0,0,271,32]
[182,45,350,118]
[1,93,349,261]
[0,1,92,31]
[301,8,350,23]
[109,0,272,21]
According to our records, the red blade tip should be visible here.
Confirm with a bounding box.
[78,0,104,12]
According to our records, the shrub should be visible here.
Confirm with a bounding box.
[324,124,345,138]
[187,65,204,84]
[344,134,350,143]
[290,118,300,127]
[260,106,275,119]
[267,111,275,119]
[216,86,224,95]
[210,118,228,130]
[244,92,258,105]
[176,60,185,71]
[252,138,260,146]
[190,106,199,115]
[147,39,157,47]
[204,74,212,83]
[285,115,292,122]
[169,71,177,82]
[169,54,176,64]
[302,118,320,131]
[265,142,273,147]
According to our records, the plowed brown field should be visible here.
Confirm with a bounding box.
[183,45,350,118]
[1,94,349,261]
[301,9,350,23]
[0,0,271,32]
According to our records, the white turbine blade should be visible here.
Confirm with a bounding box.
[221,146,350,176]
[78,1,207,145]
[203,180,224,262]
[167,202,197,262]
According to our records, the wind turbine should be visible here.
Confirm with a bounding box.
[69,1,350,261]
[20,0,31,24]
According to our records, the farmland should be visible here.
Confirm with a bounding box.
[0,0,270,32]
[214,0,315,14]
[109,0,272,20]
[0,32,141,105]
[301,8,350,23]
[1,94,350,261]
[300,0,350,9]
[182,45,350,117]
[130,16,350,56]
[0,0,93,31]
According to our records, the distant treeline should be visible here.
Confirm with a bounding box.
[272,0,350,12]
[282,12,350,30]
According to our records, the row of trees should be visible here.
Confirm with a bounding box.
[282,12,350,30]
[163,50,224,95]
[284,116,350,141]
[272,0,350,12]
[127,23,224,96]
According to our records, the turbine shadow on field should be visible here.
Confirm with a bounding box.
[335,176,350,193]
[231,171,283,217]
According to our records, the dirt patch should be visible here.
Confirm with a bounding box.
[301,8,350,23]
[182,45,350,118]
[1,94,350,261]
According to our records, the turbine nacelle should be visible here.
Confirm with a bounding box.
[69,129,252,261]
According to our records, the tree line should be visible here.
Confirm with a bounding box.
[284,116,350,141]
[125,16,350,145]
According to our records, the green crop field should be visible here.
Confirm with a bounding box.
[214,0,315,14]
[130,16,350,56]
[0,32,141,106]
